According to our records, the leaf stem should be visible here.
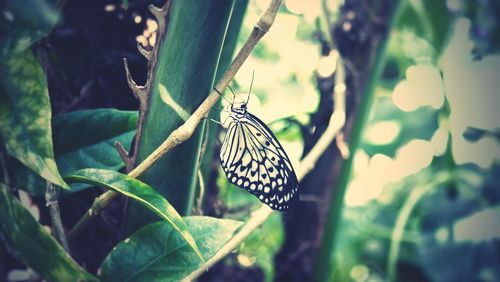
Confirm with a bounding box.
[45,182,71,254]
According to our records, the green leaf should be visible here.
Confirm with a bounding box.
[0,183,96,281]
[0,49,68,189]
[16,109,138,196]
[99,216,242,282]
[397,0,452,56]
[0,0,60,55]
[66,168,203,260]
[52,109,137,156]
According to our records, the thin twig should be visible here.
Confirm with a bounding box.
[300,54,347,178]
[182,50,348,282]
[114,141,133,171]
[318,1,350,158]
[194,122,210,215]
[68,0,284,240]
[45,182,71,254]
[321,0,336,48]
[195,171,205,214]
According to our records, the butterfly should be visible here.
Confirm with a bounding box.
[216,79,299,211]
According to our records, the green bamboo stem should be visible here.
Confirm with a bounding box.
[123,0,235,234]
[313,1,404,281]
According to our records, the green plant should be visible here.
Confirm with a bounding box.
[1,0,499,281]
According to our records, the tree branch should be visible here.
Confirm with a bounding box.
[68,0,284,240]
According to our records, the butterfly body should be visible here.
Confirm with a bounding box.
[219,102,299,211]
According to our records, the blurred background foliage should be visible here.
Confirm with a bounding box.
[208,0,500,281]
[0,0,499,281]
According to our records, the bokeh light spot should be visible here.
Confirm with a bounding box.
[431,126,449,156]
[237,254,256,267]
[317,51,337,78]
[392,65,444,112]
[454,207,500,242]
[350,264,370,282]
[435,227,449,242]
[364,120,401,145]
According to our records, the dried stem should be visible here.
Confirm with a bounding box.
[114,141,133,172]
[45,183,71,254]
[68,0,284,240]
[127,2,171,164]
[182,52,347,281]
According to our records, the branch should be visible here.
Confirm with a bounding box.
[182,50,347,282]
[68,0,284,240]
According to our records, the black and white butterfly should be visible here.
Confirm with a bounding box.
[216,79,299,211]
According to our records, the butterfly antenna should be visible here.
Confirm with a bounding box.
[227,85,236,104]
[213,87,232,104]
[246,70,255,105]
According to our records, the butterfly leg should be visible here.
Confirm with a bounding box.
[206,118,224,126]
[203,115,230,127]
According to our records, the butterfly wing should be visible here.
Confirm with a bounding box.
[220,113,299,210]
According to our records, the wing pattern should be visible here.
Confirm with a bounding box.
[220,113,299,210]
